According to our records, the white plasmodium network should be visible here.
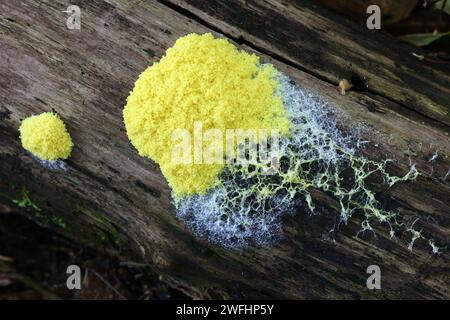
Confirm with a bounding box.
[175,74,438,251]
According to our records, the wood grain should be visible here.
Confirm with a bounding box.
[164,0,450,126]
[0,0,449,299]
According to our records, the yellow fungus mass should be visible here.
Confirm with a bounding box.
[123,33,290,196]
[19,112,73,161]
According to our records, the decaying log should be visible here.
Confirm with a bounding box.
[0,0,449,299]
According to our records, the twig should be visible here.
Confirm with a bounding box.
[91,269,127,300]
[0,255,13,262]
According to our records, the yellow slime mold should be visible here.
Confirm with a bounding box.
[19,112,73,161]
[123,33,290,196]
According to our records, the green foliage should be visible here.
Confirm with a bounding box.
[399,32,450,47]
[13,188,66,229]
[13,188,41,212]
[435,0,450,15]
[77,208,124,246]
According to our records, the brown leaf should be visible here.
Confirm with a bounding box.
[338,79,353,95]
[0,255,14,262]
[0,203,14,214]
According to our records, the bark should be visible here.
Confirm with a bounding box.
[0,0,449,299]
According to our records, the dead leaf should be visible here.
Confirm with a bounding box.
[338,79,353,95]
[0,255,13,262]
[0,203,14,214]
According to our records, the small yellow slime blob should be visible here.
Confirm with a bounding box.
[19,112,73,161]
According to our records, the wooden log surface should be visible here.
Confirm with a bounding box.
[0,0,449,299]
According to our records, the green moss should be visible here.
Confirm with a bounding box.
[13,188,66,229]
[49,215,67,229]
[12,189,122,244]
[96,231,110,244]
[13,188,42,212]
[77,208,124,247]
